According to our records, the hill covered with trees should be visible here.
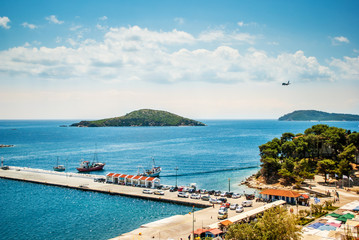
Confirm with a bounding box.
[278,110,359,121]
[259,124,359,185]
[70,109,206,127]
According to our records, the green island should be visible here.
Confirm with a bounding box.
[257,124,359,186]
[70,109,206,127]
[279,110,359,121]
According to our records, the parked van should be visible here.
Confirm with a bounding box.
[242,200,253,207]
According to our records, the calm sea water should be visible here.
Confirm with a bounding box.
[1,120,358,239]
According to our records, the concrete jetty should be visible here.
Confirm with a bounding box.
[0,166,211,208]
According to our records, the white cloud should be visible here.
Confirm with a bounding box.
[174,17,184,25]
[96,24,108,31]
[0,25,354,87]
[331,36,350,45]
[22,22,37,29]
[0,16,10,29]
[46,15,64,24]
[70,25,82,31]
[99,16,108,21]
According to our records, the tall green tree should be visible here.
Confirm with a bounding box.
[316,159,336,183]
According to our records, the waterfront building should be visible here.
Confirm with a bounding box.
[106,173,160,188]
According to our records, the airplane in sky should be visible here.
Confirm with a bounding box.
[282,81,290,86]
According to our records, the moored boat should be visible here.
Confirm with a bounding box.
[76,160,105,172]
[53,157,66,171]
[139,157,161,177]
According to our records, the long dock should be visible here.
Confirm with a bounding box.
[0,166,211,208]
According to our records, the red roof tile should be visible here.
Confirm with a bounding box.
[207,228,223,235]
[113,174,121,177]
[133,175,141,179]
[260,189,301,198]
[220,220,233,226]
[107,173,115,177]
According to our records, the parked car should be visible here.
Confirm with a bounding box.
[216,199,223,204]
[217,211,228,220]
[218,206,228,214]
[178,192,189,198]
[230,203,239,210]
[154,190,165,195]
[169,186,178,192]
[218,197,227,203]
[226,192,234,198]
[232,193,241,199]
[214,190,221,196]
[220,192,227,197]
[200,189,208,194]
[143,189,153,194]
[201,195,210,201]
[236,206,244,213]
[209,198,218,204]
[188,188,196,193]
[223,202,230,208]
[190,193,201,199]
[208,190,215,195]
[161,185,170,190]
[94,178,106,183]
[177,187,184,192]
[242,200,253,207]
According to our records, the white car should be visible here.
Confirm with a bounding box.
[242,200,253,207]
[190,193,201,199]
[229,203,238,210]
[143,189,153,194]
[236,206,244,213]
[232,193,241,199]
[209,198,218,204]
[220,192,227,197]
[154,190,165,195]
[178,192,189,198]
[218,206,228,214]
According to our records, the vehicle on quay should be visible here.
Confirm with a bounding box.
[226,192,234,198]
[218,206,228,214]
[161,185,170,190]
[236,206,244,213]
[242,200,253,207]
[218,197,227,203]
[178,192,189,198]
[143,189,153,194]
[214,190,221,196]
[209,198,218,204]
[232,193,241,199]
[190,193,201,199]
[208,190,215,195]
[94,177,106,183]
[245,194,255,200]
[230,203,238,210]
[169,186,178,192]
[223,202,230,208]
[154,190,165,195]
[201,195,210,201]
[218,211,228,220]
[200,189,208,194]
[220,192,227,197]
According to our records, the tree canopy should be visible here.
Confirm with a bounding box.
[225,207,301,240]
[259,124,358,184]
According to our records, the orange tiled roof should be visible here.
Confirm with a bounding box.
[133,175,141,179]
[220,220,233,226]
[113,174,121,177]
[260,189,301,198]
[107,173,115,177]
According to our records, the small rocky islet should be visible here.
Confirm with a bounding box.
[70,109,206,127]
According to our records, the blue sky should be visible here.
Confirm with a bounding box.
[1,0,358,119]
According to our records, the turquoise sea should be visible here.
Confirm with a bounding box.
[1,120,358,239]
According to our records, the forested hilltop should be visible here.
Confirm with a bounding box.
[71,109,206,127]
[279,110,359,121]
[259,124,359,185]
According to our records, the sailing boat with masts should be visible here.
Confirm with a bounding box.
[53,157,66,171]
